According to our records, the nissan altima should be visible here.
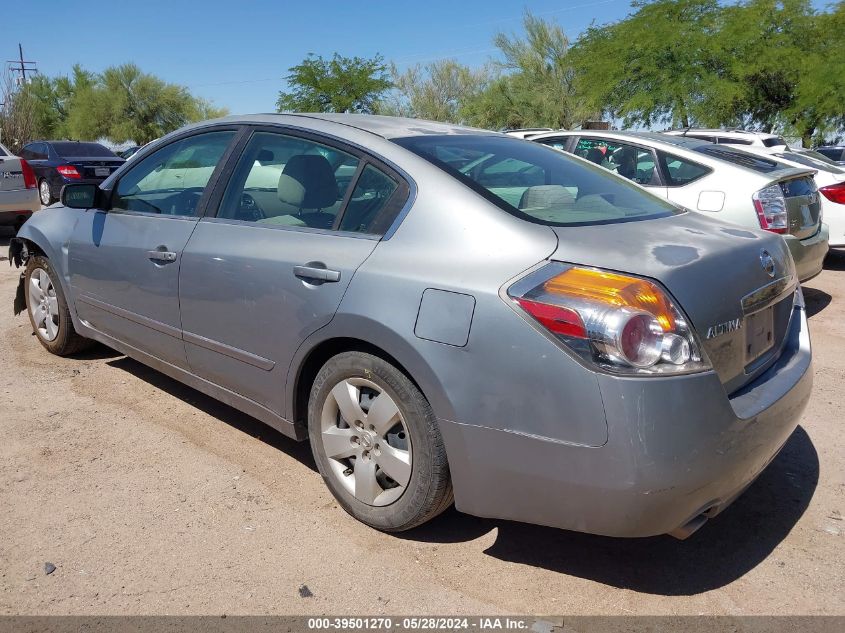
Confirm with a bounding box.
[9,114,812,539]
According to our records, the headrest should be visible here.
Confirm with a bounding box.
[277,154,338,209]
[519,185,575,210]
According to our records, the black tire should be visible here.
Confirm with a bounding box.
[38,179,53,206]
[308,351,453,531]
[24,255,92,356]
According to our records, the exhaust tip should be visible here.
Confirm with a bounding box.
[668,512,710,540]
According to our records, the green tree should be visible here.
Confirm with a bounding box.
[276,53,392,114]
[462,11,593,130]
[381,60,490,123]
[570,0,732,128]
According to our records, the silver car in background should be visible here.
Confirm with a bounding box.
[10,115,812,539]
[530,130,829,281]
[0,141,40,234]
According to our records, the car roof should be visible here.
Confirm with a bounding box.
[530,129,712,149]
[213,113,497,139]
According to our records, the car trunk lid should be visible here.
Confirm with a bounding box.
[64,157,124,180]
[548,211,797,393]
[777,173,821,240]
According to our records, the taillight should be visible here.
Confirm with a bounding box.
[752,184,788,233]
[20,159,37,189]
[508,264,709,375]
[57,165,81,179]
[819,182,845,205]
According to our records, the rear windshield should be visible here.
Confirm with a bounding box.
[393,135,679,227]
[762,136,787,147]
[52,142,117,158]
[693,145,781,173]
[0,144,8,157]
[774,151,844,174]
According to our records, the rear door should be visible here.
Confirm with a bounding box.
[68,128,240,369]
[178,127,408,416]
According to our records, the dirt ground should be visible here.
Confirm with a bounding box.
[0,229,842,616]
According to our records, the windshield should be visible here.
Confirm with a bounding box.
[52,142,117,158]
[393,134,680,226]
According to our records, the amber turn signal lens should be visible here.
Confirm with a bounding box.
[543,267,676,331]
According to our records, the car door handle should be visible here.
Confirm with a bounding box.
[147,249,177,263]
[294,264,341,283]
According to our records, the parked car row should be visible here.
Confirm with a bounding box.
[9,113,815,541]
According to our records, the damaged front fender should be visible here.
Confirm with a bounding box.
[8,237,27,269]
[9,238,29,316]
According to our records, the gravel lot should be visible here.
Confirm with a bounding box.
[1,229,843,616]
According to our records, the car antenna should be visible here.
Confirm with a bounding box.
[681,126,692,137]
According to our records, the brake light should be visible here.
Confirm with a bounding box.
[509,265,708,375]
[819,182,845,205]
[752,184,787,233]
[57,165,80,179]
[20,159,37,189]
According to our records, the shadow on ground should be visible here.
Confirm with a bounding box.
[823,249,845,271]
[803,287,832,318]
[105,355,317,471]
[397,425,818,596]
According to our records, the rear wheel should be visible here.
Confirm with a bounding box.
[24,255,92,355]
[308,351,452,531]
[38,179,52,206]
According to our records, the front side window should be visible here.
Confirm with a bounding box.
[762,136,787,147]
[394,134,679,227]
[657,151,712,186]
[574,138,657,186]
[112,130,235,216]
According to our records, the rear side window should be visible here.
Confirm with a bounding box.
[657,151,712,186]
[0,145,7,157]
[217,131,360,228]
[537,138,569,151]
[338,165,400,234]
[816,148,844,161]
[394,134,679,227]
[693,145,780,173]
[52,142,116,157]
[762,136,787,147]
[574,137,657,185]
[717,136,752,145]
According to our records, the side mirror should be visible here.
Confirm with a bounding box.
[61,184,105,210]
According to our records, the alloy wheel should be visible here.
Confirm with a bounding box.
[39,181,51,206]
[28,268,59,341]
[320,377,412,507]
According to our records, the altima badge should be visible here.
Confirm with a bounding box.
[706,318,742,340]
[760,249,776,278]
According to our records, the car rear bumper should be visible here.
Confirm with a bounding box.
[785,224,829,280]
[0,188,40,222]
[440,294,812,538]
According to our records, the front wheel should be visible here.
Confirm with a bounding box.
[38,179,52,206]
[308,351,453,531]
[24,255,92,355]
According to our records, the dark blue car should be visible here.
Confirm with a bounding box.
[18,141,125,205]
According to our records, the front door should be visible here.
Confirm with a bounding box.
[68,129,238,369]
[179,129,407,416]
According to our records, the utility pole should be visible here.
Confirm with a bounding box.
[6,44,38,86]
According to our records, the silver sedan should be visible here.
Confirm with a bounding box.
[10,114,812,539]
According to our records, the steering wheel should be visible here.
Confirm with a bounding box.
[172,189,203,215]
[236,192,265,221]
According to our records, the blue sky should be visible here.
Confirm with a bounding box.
[2,0,834,114]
